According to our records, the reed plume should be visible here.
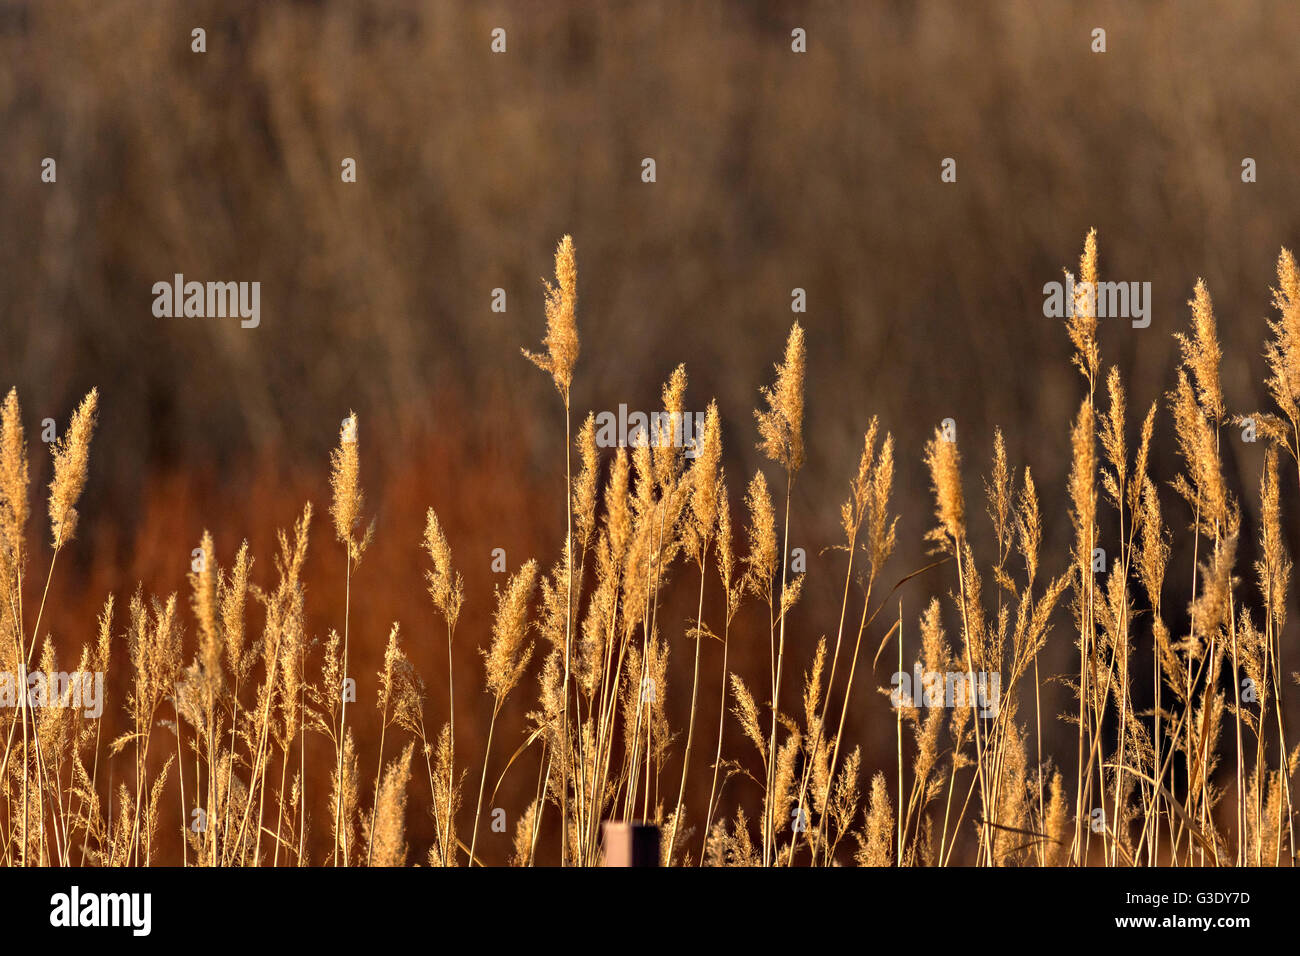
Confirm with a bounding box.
[367,742,414,868]
[328,412,368,866]
[471,560,538,864]
[522,236,580,864]
[754,322,806,865]
[522,234,579,400]
[7,229,1300,870]
[48,388,97,548]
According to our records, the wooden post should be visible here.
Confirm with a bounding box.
[601,821,660,867]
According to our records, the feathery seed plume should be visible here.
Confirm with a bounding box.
[1176,279,1225,425]
[755,322,806,474]
[923,427,965,550]
[367,742,414,867]
[522,235,579,399]
[1065,228,1100,386]
[743,470,777,603]
[48,387,98,547]
[329,412,372,564]
[573,413,599,556]
[0,388,28,567]
[423,508,464,631]
[483,560,538,705]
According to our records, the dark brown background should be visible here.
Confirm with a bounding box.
[2,0,1298,863]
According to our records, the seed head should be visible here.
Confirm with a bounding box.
[48,388,98,547]
[522,235,579,400]
[755,322,806,474]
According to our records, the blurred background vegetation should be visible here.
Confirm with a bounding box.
[2,0,1298,861]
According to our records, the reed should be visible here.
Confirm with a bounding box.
[1,233,1297,867]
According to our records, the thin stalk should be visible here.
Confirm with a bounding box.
[668,549,708,860]
[559,400,574,866]
[469,702,502,865]
[700,599,733,864]
[763,474,793,866]
[444,620,456,866]
[333,557,352,866]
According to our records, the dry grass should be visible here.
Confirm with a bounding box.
[1,231,1298,867]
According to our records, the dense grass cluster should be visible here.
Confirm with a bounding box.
[0,231,1296,866]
